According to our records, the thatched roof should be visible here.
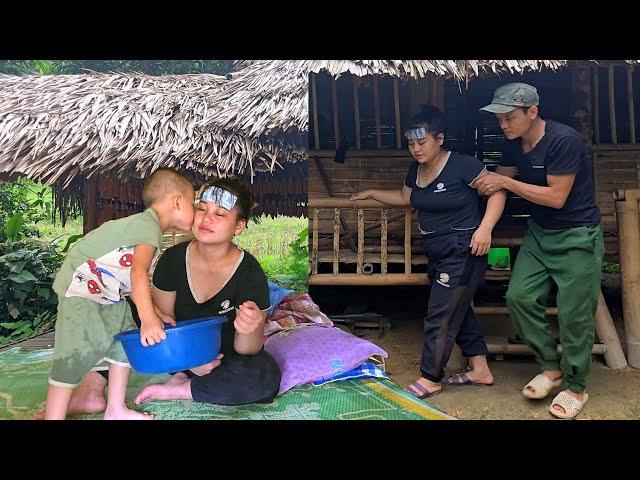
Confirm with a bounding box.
[0,60,605,190]
[0,70,306,187]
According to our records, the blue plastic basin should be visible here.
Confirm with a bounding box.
[114,316,227,374]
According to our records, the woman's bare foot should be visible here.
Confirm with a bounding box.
[134,378,192,405]
[466,355,494,385]
[407,377,442,396]
[34,371,107,419]
[103,405,154,420]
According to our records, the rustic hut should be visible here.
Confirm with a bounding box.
[305,60,639,369]
[0,62,307,240]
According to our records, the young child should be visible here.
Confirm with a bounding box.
[43,168,195,420]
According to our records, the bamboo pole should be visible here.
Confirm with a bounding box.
[333,208,340,275]
[593,65,600,144]
[373,76,381,149]
[309,273,428,286]
[332,76,340,149]
[393,78,401,149]
[594,290,628,369]
[312,208,319,275]
[487,342,606,356]
[353,77,361,149]
[614,188,640,368]
[627,63,636,144]
[381,209,388,274]
[404,209,412,275]
[609,64,617,144]
[311,73,320,150]
[357,209,364,274]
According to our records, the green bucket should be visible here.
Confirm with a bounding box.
[488,247,510,270]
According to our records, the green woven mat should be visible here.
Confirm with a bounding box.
[0,347,454,420]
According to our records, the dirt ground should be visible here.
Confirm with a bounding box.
[354,316,640,420]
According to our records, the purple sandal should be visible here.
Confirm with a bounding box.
[405,380,442,399]
[442,372,493,387]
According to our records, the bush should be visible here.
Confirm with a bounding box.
[0,239,62,343]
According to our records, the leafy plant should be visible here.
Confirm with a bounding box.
[0,239,62,340]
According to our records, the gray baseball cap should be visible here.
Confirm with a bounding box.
[480,82,540,114]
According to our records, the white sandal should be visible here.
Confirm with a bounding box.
[522,373,563,399]
[549,390,589,419]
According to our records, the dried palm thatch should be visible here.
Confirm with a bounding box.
[0,71,306,188]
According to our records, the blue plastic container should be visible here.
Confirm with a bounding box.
[114,316,227,374]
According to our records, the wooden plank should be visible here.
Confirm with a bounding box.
[332,76,340,148]
[393,78,402,149]
[404,209,412,275]
[373,76,381,149]
[593,64,600,144]
[309,149,411,158]
[311,73,320,150]
[312,208,319,275]
[357,208,364,274]
[628,63,636,144]
[353,77,361,149]
[333,208,340,275]
[381,209,388,274]
[309,273,428,286]
[609,64,617,144]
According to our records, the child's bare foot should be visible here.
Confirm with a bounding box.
[167,372,189,385]
[103,406,154,420]
[34,372,107,419]
[134,379,192,405]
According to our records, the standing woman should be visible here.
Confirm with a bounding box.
[351,105,506,398]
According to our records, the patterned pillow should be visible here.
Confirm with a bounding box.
[264,325,388,395]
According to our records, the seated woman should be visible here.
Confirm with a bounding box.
[36,177,281,417]
[134,177,281,406]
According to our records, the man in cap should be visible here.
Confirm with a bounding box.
[474,82,603,419]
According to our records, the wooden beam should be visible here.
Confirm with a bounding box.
[332,76,340,148]
[309,149,410,158]
[393,78,402,149]
[82,176,99,234]
[311,73,320,150]
[381,209,388,274]
[608,64,617,144]
[373,76,381,149]
[593,64,600,144]
[594,290,628,369]
[404,209,412,275]
[333,208,340,275]
[312,208,319,275]
[353,76,361,149]
[357,209,364,274]
[627,63,636,144]
[309,273,427,286]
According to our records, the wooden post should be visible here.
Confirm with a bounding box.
[595,290,628,369]
[593,65,600,144]
[627,63,636,144]
[82,176,99,234]
[353,76,361,149]
[311,73,320,150]
[393,78,402,149]
[357,209,364,274]
[381,209,388,274]
[608,64,617,144]
[614,189,640,368]
[373,76,381,149]
[404,209,412,275]
[312,208,319,275]
[332,76,340,149]
[333,208,340,276]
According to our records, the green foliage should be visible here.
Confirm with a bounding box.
[0,239,62,341]
[602,262,620,274]
[0,60,234,76]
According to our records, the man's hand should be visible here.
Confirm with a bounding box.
[474,172,507,196]
[189,354,224,376]
[234,301,265,335]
